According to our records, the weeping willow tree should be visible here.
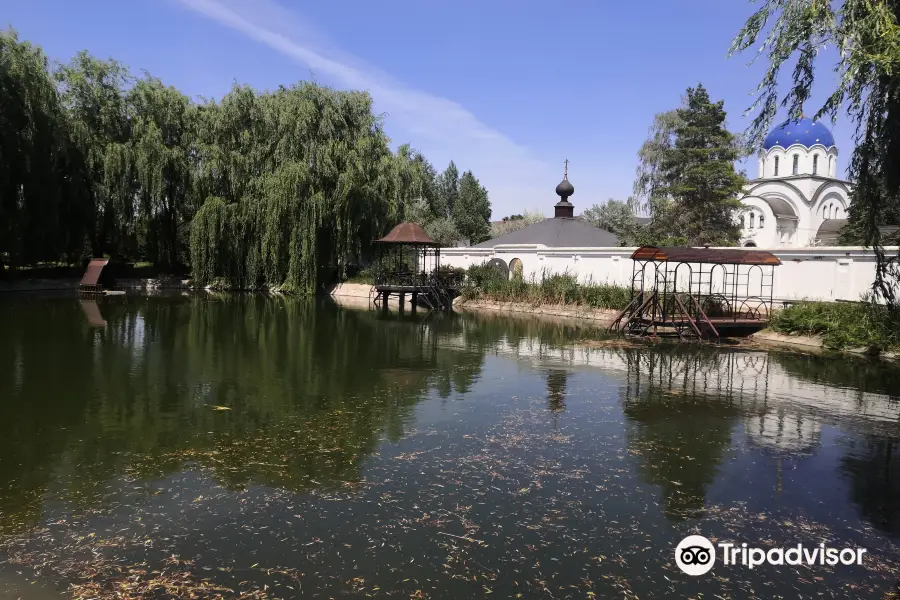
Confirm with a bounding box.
[129,75,196,267]
[1,28,487,282]
[0,29,92,269]
[731,0,900,302]
[189,82,399,292]
[56,51,135,259]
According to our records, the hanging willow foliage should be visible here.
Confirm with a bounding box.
[0,29,92,267]
[0,28,491,285]
[189,82,399,292]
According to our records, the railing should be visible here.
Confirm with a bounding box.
[375,271,463,290]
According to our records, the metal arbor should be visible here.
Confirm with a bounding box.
[608,246,782,340]
[372,222,459,311]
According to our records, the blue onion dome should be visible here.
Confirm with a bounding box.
[763,117,835,150]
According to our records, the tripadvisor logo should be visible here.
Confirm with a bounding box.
[675,535,716,576]
[674,535,867,576]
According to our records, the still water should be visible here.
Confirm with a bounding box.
[0,294,898,598]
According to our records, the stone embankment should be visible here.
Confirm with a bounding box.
[451,297,620,326]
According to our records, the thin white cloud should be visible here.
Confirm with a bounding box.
[173,0,556,217]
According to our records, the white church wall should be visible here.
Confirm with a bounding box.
[441,245,898,303]
[761,144,837,179]
[738,197,780,247]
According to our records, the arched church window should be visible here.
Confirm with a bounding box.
[750,213,755,228]
[774,156,779,176]
[813,155,818,175]
[759,214,765,229]
[792,154,799,175]
[829,156,834,176]
[740,214,745,228]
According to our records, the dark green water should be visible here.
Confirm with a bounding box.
[1,294,899,599]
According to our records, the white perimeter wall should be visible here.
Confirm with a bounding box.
[440,245,900,302]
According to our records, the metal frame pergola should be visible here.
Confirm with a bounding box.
[608,246,782,340]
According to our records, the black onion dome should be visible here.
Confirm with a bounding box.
[555,178,574,198]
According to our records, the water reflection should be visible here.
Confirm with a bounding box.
[621,350,741,520]
[0,295,899,597]
[78,299,107,327]
[841,438,900,536]
[434,311,900,536]
[546,369,568,413]
[0,296,486,534]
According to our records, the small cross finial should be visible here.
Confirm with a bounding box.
[564,159,569,179]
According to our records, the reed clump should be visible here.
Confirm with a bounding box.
[461,263,630,310]
[769,299,900,352]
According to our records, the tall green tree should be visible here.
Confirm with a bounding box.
[731,0,900,301]
[435,161,459,218]
[56,51,134,258]
[634,86,746,246]
[453,170,492,244]
[633,109,682,219]
[0,30,91,269]
[190,82,397,292]
[581,199,638,244]
[129,75,196,267]
[394,144,437,220]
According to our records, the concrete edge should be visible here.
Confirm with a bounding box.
[453,298,619,325]
[748,330,827,353]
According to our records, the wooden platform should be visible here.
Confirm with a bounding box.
[630,317,768,337]
[374,285,428,294]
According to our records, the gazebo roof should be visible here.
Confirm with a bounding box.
[376,222,439,245]
[631,246,782,266]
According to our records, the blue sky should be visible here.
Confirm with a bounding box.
[4,0,852,219]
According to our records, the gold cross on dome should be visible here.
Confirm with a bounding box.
[564,159,569,179]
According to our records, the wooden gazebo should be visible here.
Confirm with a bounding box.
[372,222,457,311]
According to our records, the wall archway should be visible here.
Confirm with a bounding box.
[509,258,523,280]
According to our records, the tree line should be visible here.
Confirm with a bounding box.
[0,29,491,291]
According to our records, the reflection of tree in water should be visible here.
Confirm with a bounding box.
[546,369,568,413]
[621,348,741,521]
[840,438,899,536]
[0,296,486,534]
[450,310,594,355]
[772,351,900,402]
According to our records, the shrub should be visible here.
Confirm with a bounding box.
[769,299,900,352]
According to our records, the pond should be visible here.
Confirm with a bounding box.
[0,293,898,598]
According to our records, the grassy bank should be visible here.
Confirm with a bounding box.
[769,301,900,352]
[461,264,631,310]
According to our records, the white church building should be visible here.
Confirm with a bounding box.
[738,118,852,248]
[438,118,900,302]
